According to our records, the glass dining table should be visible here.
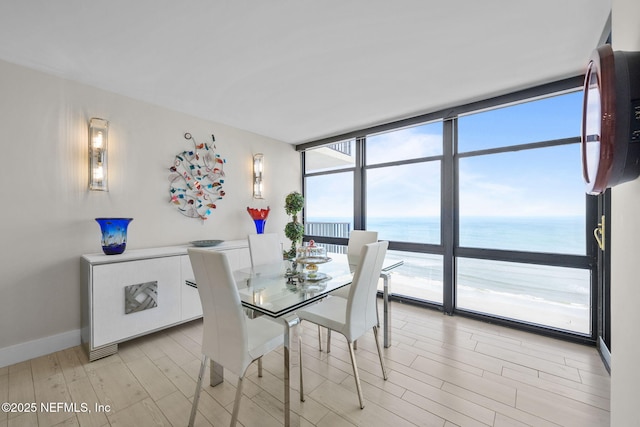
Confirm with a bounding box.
[188,252,402,426]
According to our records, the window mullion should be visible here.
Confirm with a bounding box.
[354,136,365,230]
[442,118,456,314]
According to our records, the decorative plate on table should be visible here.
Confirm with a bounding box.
[190,240,224,247]
[304,272,330,282]
[296,257,332,265]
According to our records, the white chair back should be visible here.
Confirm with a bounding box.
[345,241,388,339]
[347,230,378,265]
[188,247,286,426]
[188,248,250,377]
[248,233,282,267]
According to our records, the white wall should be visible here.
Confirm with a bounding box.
[611,0,640,425]
[0,59,300,365]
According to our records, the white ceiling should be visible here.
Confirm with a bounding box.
[0,1,610,144]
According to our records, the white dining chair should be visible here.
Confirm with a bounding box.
[346,230,379,266]
[248,232,282,266]
[297,240,389,409]
[322,230,379,351]
[187,248,284,427]
[331,230,378,300]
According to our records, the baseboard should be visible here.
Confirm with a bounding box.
[0,329,81,368]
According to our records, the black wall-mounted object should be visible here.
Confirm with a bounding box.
[582,44,640,195]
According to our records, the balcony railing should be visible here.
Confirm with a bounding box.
[305,221,351,238]
[328,141,352,156]
[304,221,351,254]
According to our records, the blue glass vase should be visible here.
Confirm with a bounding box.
[95,218,133,255]
[253,219,267,234]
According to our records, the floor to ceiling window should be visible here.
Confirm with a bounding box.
[456,92,592,333]
[303,140,355,247]
[300,78,598,341]
[365,122,442,245]
[365,122,444,303]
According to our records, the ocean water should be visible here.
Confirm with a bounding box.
[307,216,589,308]
[308,216,585,254]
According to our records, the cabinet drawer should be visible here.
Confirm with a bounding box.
[92,257,181,347]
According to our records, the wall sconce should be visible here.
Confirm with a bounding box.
[89,118,109,191]
[253,153,264,199]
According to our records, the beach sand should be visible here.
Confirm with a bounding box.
[383,272,590,334]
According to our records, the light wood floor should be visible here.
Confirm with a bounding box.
[0,301,610,427]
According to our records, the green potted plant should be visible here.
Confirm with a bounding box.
[284,191,304,259]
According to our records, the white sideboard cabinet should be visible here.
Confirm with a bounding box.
[81,240,250,361]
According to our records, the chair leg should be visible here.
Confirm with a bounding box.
[231,374,245,427]
[188,355,208,427]
[299,334,305,402]
[372,326,388,380]
[258,356,263,377]
[347,341,365,409]
[327,329,332,353]
[317,325,323,351]
[354,339,357,350]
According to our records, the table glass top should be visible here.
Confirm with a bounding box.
[233,253,356,317]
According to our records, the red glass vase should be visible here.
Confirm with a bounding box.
[247,207,270,234]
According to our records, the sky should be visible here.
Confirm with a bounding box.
[306,90,586,219]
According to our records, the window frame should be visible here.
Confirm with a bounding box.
[298,76,599,345]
